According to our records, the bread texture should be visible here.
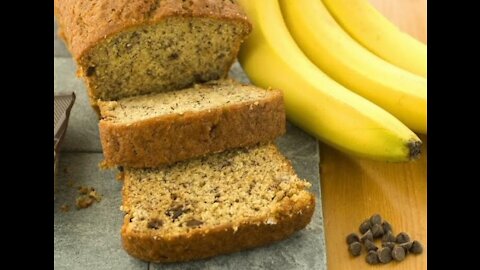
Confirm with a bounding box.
[54,0,251,105]
[98,80,285,168]
[121,143,315,263]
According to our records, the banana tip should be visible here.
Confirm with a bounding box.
[408,140,422,160]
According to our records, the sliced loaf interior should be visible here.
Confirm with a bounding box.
[80,16,250,103]
[98,79,285,168]
[121,143,315,262]
[99,79,280,124]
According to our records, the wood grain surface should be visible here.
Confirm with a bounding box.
[320,0,427,269]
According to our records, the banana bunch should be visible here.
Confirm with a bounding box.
[280,0,426,134]
[236,0,426,161]
[323,0,427,78]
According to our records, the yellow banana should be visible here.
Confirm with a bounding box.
[323,0,427,77]
[280,0,426,134]
[237,0,421,161]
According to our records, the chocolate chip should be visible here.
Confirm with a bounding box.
[186,219,203,227]
[370,214,382,225]
[147,219,163,230]
[366,250,379,265]
[359,219,371,234]
[86,66,96,77]
[371,224,384,238]
[410,240,423,254]
[396,232,411,244]
[171,209,185,219]
[360,230,373,243]
[346,233,360,245]
[193,74,207,83]
[168,52,179,60]
[348,217,424,265]
[166,205,188,220]
[382,221,393,234]
[382,242,395,249]
[364,239,378,252]
[399,241,413,253]
[220,160,232,169]
[382,231,396,243]
[348,242,362,257]
[378,247,393,263]
[392,246,406,261]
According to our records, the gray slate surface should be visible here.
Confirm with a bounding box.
[54,16,326,270]
[54,153,147,270]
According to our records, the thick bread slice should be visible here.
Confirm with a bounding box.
[99,80,285,168]
[54,0,251,106]
[121,143,315,263]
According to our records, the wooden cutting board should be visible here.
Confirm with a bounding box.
[320,0,427,269]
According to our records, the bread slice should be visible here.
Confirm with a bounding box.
[98,80,285,168]
[121,143,315,263]
[54,0,251,107]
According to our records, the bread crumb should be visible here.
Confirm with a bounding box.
[60,204,70,212]
[78,186,91,195]
[98,160,110,170]
[76,196,94,209]
[75,186,102,209]
[116,171,125,181]
[89,190,102,202]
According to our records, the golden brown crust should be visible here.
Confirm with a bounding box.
[99,90,285,168]
[121,193,315,263]
[54,0,251,61]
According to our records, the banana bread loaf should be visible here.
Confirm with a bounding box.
[98,79,285,168]
[121,143,315,262]
[54,0,251,106]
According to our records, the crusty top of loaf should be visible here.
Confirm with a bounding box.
[98,79,281,124]
[54,0,251,60]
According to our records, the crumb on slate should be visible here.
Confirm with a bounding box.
[60,204,70,212]
[98,160,109,170]
[75,186,102,209]
[116,171,124,181]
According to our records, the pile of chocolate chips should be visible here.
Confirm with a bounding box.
[346,214,423,265]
